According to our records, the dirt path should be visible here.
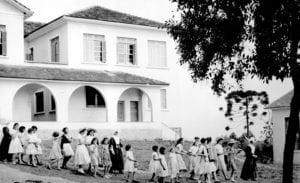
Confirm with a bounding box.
[0,164,77,183]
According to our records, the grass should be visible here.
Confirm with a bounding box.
[3,140,282,183]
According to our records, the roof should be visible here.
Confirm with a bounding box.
[67,6,164,28]
[5,0,33,18]
[265,90,293,109]
[24,21,44,36]
[0,64,169,86]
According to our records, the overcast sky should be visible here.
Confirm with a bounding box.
[18,0,293,140]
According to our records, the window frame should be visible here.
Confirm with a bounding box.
[117,37,137,66]
[0,25,7,57]
[85,86,105,108]
[148,40,167,68]
[83,34,106,63]
[49,95,56,112]
[50,36,60,63]
[117,101,125,122]
[160,89,167,110]
[34,91,45,115]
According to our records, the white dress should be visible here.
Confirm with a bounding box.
[89,144,99,166]
[195,144,210,175]
[32,133,42,155]
[25,134,38,155]
[149,152,160,174]
[207,144,217,172]
[188,145,199,171]
[215,144,226,171]
[176,144,187,170]
[62,134,74,156]
[8,130,23,154]
[158,154,168,177]
[169,152,179,178]
[49,138,63,160]
[124,151,136,172]
[74,134,91,165]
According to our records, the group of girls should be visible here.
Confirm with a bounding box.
[0,123,43,166]
[148,137,243,183]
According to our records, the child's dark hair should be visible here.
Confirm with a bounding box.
[79,128,86,134]
[152,145,158,152]
[31,125,38,131]
[27,128,32,134]
[206,137,212,144]
[101,137,108,145]
[13,123,19,129]
[19,126,25,133]
[159,147,166,154]
[91,137,99,145]
[125,144,131,151]
[200,138,206,144]
[62,127,68,134]
[87,128,96,136]
[52,131,60,137]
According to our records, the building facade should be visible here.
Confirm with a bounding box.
[0,0,189,140]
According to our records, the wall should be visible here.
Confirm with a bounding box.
[0,0,24,64]
[272,108,300,164]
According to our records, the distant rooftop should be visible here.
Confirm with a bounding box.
[266,91,293,109]
[24,21,44,36]
[0,64,169,86]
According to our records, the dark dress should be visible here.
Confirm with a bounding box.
[109,137,123,173]
[240,145,257,180]
[0,128,12,162]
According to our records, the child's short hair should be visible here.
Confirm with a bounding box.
[169,147,174,152]
[52,131,60,137]
[206,137,212,143]
[125,144,131,151]
[79,128,86,134]
[27,128,32,134]
[101,137,108,145]
[87,128,96,136]
[31,125,38,131]
[159,147,166,154]
[62,127,68,134]
[91,137,99,145]
[200,138,206,144]
[13,123,19,129]
[152,145,158,152]
[19,126,25,133]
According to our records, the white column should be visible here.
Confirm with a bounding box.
[105,89,120,123]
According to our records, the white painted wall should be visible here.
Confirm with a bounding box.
[0,0,25,64]
[271,108,300,164]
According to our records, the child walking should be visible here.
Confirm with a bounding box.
[169,147,179,183]
[124,144,137,182]
[48,131,63,170]
[8,123,23,164]
[31,126,43,165]
[25,128,37,167]
[19,126,27,164]
[195,138,211,183]
[61,127,74,169]
[149,145,160,182]
[89,137,100,177]
[158,147,168,183]
[188,141,199,180]
[100,137,112,178]
[74,128,91,174]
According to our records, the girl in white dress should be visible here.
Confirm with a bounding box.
[195,138,211,183]
[89,137,100,177]
[8,123,23,164]
[74,128,91,174]
[158,147,168,183]
[25,128,37,167]
[124,144,137,182]
[215,137,228,180]
[18,126,27,164]
[188,141,199,179]
[31,126,43,165]
[206,137,220,182]
[149,145,160,182]
[175,138,187,172]
[48,131,63,170]
[169,147,179,183]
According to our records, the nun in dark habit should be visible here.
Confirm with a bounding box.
[240,137,257,181]
[109,131,124,174]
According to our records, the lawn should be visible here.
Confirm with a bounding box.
[3,140,282,183]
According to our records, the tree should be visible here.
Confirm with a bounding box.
[220,90,269,137]
[165,0,300,182]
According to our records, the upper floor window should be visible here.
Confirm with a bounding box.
[148,40,167,68]
[117,37,137,65]
[26,47,34,61]
[0,25,7,56]
[83,34,106,63]
[51,37,59,62]
[160,89,167,109]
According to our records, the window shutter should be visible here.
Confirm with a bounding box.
[160,89,167,109]
[102,41,106,63]
[2,31,7,56]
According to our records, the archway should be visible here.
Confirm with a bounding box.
[117,88,153,122]
[68,86,107,122]
[12,83,57,122]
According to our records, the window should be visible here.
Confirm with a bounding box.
[118,101,125,122]
[0,25,7,56]
[130,101,139,122]
[117,37,137,65]
[83,34,106,63]
[51,37,59,62]
[50,95,56,111]
[85,86,105,107]
[285,117,300,150]
[160,89,167,109]
[148,41,167,68]
[34,91,44,113]
[26,47,34,61]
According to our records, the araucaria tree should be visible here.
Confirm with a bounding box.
[221,90,269,137]
[165,0,300,182]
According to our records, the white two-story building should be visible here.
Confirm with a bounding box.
[0,0,192,140]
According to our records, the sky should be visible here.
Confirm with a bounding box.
[18,0,293,140]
